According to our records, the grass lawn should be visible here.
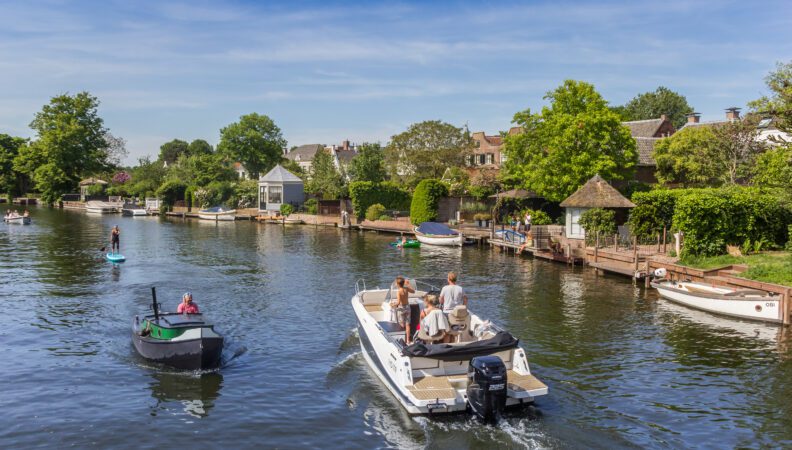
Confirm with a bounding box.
[679,251,792,287]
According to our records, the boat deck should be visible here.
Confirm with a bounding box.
[407,370,546,400]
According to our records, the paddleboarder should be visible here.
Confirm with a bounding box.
[110,225,120,254]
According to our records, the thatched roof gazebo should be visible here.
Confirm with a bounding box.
[559,175,635,239]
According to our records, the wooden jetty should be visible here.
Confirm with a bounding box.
[13,197,37,205]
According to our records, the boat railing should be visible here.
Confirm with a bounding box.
[355,278,367,295]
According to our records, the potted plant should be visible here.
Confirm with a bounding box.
[473,213,491,227]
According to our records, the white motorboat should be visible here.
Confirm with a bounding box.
[651,270,781,323]
[198,206,236,221]
[86,200,121,214]
[121,206,148,216]
[3,214,31,225]
[352,279,547,421]
[413,222,465,247]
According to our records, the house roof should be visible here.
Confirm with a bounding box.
[622,118,665,138]
[559,174,635,208]
[286,144,324,161]
[635,137,660,166]
[79,178,108,186]
[334,149,357,164]
[259,165,303,183]
[489,188,539,199]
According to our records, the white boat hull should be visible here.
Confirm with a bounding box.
[3,216,31,224]
[198,211,236,221]
[122,208,148,216]
[652,281,781,323]
[85,201,121,214]
[414,231,464,247]
[352,288,547,415]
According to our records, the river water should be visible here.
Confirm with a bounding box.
[1,205,791,449]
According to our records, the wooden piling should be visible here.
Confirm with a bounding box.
[594,233,599,263]
[662,226,667,254]
[632,236,639,275]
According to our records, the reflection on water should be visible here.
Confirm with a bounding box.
[149,371,223,418]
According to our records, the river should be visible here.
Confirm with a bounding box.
[1,205,791,449]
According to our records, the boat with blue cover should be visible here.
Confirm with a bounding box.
[413,222,465,247]
[133,288,224,370]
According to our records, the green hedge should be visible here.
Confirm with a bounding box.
[410,179,448,225]
[365,203,386,221]
[579,208,616,235]
[349,181,411,219]
[673,187,791,256]
[156,180,186,207]
[304,198,318,215]
[629,189,688,237]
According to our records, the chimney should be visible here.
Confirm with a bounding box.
[660,114,668,122]
[342,140,350,151]
[725,107,741,121]
[686,112,701,124]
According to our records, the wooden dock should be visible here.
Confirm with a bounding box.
[489,238,584,265]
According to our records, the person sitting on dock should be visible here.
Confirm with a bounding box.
[177,292,200,314]
[440,272,468,314]
[390,276,414,344]
[110,225,120,253]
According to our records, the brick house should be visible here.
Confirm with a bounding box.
[621,115,676,184]
[466,127,522,177]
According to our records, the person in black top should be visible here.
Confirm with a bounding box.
[110,225,120,253]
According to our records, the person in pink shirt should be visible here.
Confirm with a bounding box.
[177,292,200,314]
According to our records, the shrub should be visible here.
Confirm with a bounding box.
[366,203,386,221]
[787,225,792,251]
[86,183,105,196]
[473,213,491,221]
[184,185,198,208]
[349,181,411,219]
[579,208,616,235]
[280,203,294,216]
[629,189,688,237]
[156,180,186,207]
[673,187,791,257]
[461,201,489,213]
[410,179,448,225]
[304,198,318,215]
[232,179,258,209]
[523,209,552,225]
[378,214,391,221]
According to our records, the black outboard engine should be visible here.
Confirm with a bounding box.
[466,355,507,423]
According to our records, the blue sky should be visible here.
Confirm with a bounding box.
[1,0,790,164]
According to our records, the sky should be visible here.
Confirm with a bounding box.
[1,0,790,164]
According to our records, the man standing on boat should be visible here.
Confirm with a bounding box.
[440,272,468,314]
[391,277,414,344]
[110,225,120,254]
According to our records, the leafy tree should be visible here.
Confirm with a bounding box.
[218,113,287,177]
[306,150,345,199]
[609,105,633,121]
[156,180,186,207]
[502,80,637,202]
[159,139,189,164]
[410,179,448,225]
[348,142,386,182]
[711,117,767,185]
[748,61,792,136]
[384,120,473,187]
[279,158,306,179]
[623,86,694,129]
[129,156,167,198]
[188,139,213,156]
[13,92,117,204]
[753,144,792,190]
[232,179,259,208]
[166,153,236,187]
[0,134,27,197]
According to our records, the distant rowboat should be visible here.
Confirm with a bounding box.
[198,206,236,221]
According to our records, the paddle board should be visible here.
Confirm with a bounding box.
[106,253,126,263]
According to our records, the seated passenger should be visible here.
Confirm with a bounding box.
[417,294,450,343]
[177,292,200,314]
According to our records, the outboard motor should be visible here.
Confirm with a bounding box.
[466,355,507,423]
[653,268,668,279]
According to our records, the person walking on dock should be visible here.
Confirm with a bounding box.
[110,225,120,254]
[440,272,468,314]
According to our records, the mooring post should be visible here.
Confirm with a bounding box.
[663,226,667,254]
[594,233,599,263]
[633,236,639,274]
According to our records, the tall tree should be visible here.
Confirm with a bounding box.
[623,86,694,129]
[753,145,792,190]
[158,139,189,164]
[306,150,346,199]
[384,120,473,187]
[0,134,27,197]
[348,142,386,182]
[217,113,286,177]
[166,153,236,187]
[13,92,116,204]
[188,139,213,156]
[749,61,792,138]
[502,80,637,202]
[711,118,767,185]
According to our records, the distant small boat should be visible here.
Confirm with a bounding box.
[390,239,421,248]
[86,201,120,214]
[106,252,126,263]
[414,222,464,247]
[651,275,780,323]
[3,215,31,225]
[122,206,148,216]
[198,206,236,221]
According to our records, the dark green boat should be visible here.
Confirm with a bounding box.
[132,288,224,370]
[390,238,421,248]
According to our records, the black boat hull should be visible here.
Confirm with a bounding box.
[132,333,224,370]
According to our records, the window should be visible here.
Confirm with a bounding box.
[486,153,494,165]
[259,186,267,209]
[567,208,584,238]
[478,154,486,165]
[268,186,282,204]
[465,155,473,166]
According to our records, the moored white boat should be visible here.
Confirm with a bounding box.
[651,275,781,323]
[198,206,236,221]
[352,278,547,420]
[413,222,464,247]
[86,200,121,214]
[3,215,31,224]
[122,206,148,216]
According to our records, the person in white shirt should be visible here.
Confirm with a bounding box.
[439,272,468,314]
